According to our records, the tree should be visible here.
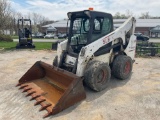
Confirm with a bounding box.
[0,0,51,35]
[121,14,128,19]
[113,12,128,19]
[113,12,121,19]
[139,12,151,19]
[151,16,160,19]
[0,0,13,34]
[126,10,133,18]
[113,10,134,19]
[29,12,49,33]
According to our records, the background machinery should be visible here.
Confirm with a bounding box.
[16,18,35,49]
[16,9,136,118]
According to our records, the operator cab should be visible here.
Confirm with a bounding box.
[67,10,113,56]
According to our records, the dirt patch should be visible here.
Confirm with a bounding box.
[0,50,160,120]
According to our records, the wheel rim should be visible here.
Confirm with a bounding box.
[124,61,131,74]
[97,69,107,84]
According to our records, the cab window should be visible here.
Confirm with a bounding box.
[92,17,112,42]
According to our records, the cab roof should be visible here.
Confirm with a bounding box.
[67,10,112,19]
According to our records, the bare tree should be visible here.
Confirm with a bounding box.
[15,12,23,19]
[139,12,151,19]
[0,0,13,34]
[113,12,121,19]
[29,12,49,33]
[126,10,133,18]
[113,12,128,19]
[11,11,22,35]
[0,0,50,35]
[31,12,48,25]
[31,12,39,25]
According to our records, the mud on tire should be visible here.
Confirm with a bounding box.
[84,61,111,92]
[112,55,133,80]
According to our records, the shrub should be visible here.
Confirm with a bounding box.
[0,34,13,42]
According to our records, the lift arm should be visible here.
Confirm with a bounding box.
[77,17,136,76]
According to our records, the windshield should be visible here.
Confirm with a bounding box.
[70,17,90,45]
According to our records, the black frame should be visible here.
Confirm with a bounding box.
[18,18,32,40]
[66,10,113,57]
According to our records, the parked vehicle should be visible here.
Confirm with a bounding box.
[134,33,149,41]
[32,33,35,38]
[58,33,67,39]
[35,32,45,38]
[44,33,55,38]
[32,32,44,38]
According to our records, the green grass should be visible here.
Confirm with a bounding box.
[0,42,17,50]
[11,36,18,39]
[136,43,160,56]
[157,43,160,53]
[0,41,53,50]
[34,42,53,50]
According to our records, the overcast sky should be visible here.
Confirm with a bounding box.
[10,0,160,20]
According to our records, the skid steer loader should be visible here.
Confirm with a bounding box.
[16,9,136,118]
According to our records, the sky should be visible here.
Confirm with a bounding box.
[10,0,160,20]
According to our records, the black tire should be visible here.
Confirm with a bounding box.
[53,56,58,67]
[112,55,132,80]
[84,61,111,92]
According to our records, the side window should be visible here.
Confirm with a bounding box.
[94,18,103,31]
[71,18,89,45]
[92,17,112,42]
[102,17,112,35]
[83,19,90,32]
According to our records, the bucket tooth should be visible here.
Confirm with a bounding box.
[30,95,41,101]
[34,99,46,106]
[22,88,32,93]
[25,91,36,97]
[39,103,52,111]
[19,85,28,89]
[16,83,21,87]
[43,112,52,118]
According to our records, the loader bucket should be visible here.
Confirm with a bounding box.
[16,61,86,118]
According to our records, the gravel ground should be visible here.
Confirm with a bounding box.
[0,50,160,120]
